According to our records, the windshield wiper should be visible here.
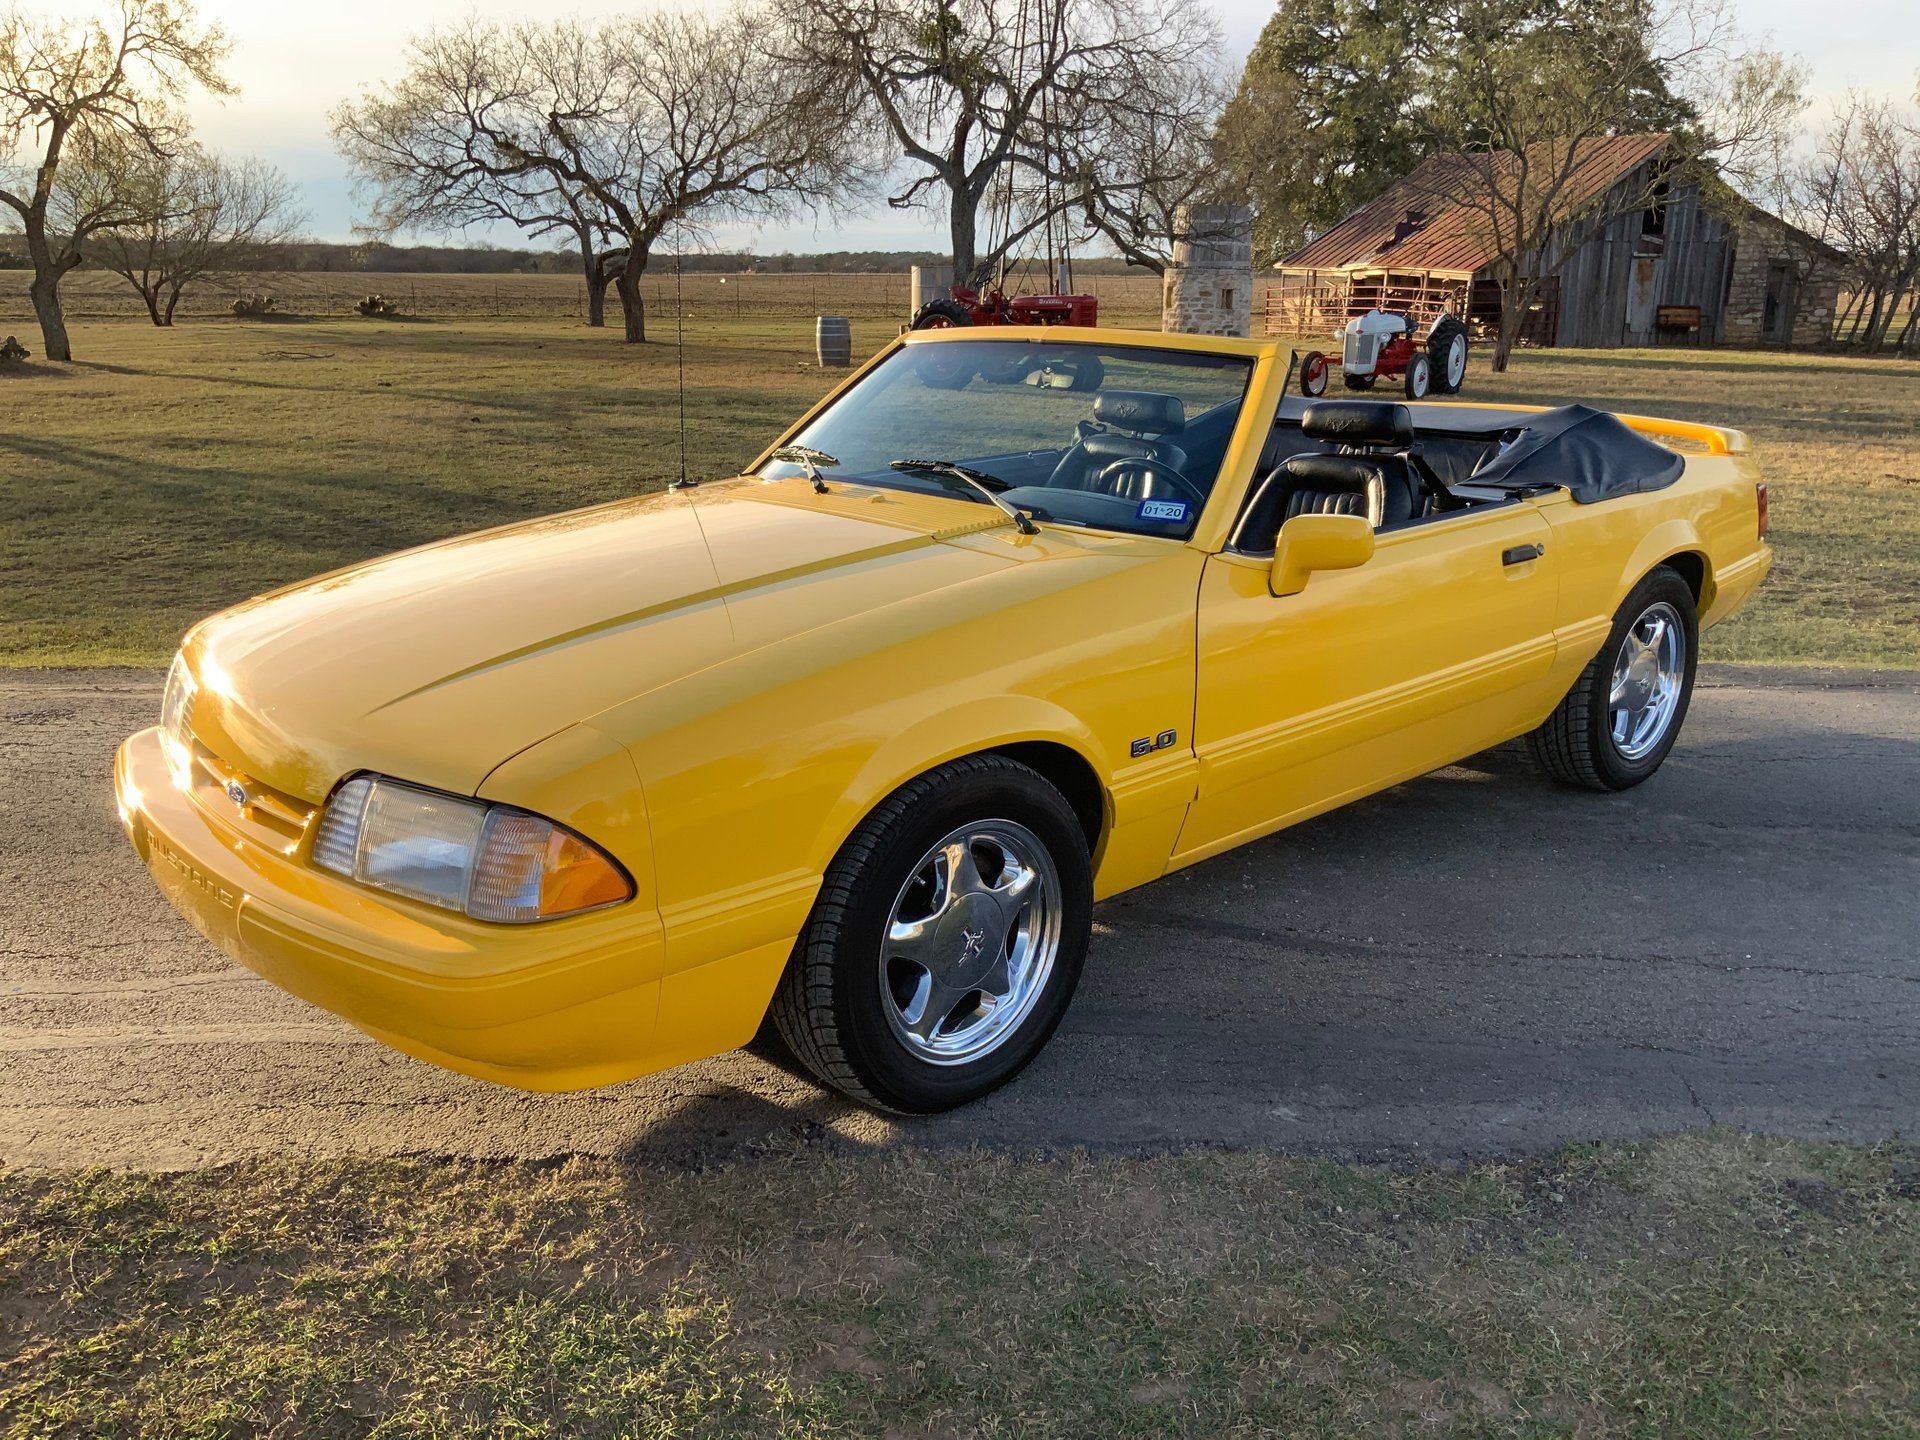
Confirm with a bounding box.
[889,459,1039,534]
[771,444,838,493]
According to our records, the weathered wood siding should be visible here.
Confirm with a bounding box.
[1545,164,1735,346]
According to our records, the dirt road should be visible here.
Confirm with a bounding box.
[2,666,1913,1170]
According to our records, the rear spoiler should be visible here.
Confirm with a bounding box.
[1612,413,1750,457]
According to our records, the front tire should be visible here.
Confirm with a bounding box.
[770,755,1093,1113]
[1528,567,1698,790]
[1299,350,1329,396]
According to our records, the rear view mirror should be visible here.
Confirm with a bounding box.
[1270,513,1375,596]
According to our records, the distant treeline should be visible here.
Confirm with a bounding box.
[0,235,1156,277]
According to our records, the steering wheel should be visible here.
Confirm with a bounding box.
[1092,457,1206,508]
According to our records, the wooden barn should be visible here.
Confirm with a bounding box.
[1266,133,1845,349]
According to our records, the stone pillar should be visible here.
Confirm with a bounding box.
[1164,204,1253,337]
[910,265,953,320]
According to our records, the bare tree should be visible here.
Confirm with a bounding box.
[1796,91,1920,351]
[334,5,861,343]
[1059,63,1229,274]
[779,0,1219,286]
[60,146,301,325]
[333,19,624,327]
[1410,0,1800,370]
[0,0,230,360]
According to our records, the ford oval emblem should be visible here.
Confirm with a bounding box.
[225,779,248,809]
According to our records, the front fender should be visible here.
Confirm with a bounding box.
[824,698,1112,876]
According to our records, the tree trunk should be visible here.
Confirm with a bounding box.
[1490,274,1520,373]
[142,285,166,327]
[163,285,182,326]
[950,198,979,290]
[28,273,71,363]
[579,236,608,328]
[614,255,647,344]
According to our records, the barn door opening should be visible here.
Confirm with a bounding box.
[1762,260,1797,344]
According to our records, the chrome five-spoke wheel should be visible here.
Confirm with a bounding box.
[1529,566,1698,791]
[881,821,1062,1065]
[769,754,1092,1112]
[1609,600,1687,760]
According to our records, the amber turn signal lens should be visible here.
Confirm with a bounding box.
[468,810,633,922]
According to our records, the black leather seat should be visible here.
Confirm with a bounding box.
[1048,390,1188,493]
[1233,402,1428,552]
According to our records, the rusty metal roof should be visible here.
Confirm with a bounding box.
[1280,134,1672,278]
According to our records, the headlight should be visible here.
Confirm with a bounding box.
[310,775,633,923]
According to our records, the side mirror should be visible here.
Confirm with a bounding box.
[1269,513,1375,596]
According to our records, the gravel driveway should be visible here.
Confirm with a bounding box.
[2,665,1913,1170]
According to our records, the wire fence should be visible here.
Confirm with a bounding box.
[0,268,1186,327]
[7,266,1911,351]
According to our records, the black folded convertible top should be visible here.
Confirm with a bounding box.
[1472,404,1684,504]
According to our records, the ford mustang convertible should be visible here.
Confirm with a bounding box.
[115,328,1771,1112]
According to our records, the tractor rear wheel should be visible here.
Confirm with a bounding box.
[1427,315,1469,394]
[911,297,974,330]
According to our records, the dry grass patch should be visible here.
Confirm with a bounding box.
[1,1132,1915,1437]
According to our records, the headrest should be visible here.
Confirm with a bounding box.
[1094,390,1185,435]
[1301,401,1412,449]
[1279,451,1382,490]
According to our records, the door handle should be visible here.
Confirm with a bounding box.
[1502,543,1545,566]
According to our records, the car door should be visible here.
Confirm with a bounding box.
[1173,501,1558,866]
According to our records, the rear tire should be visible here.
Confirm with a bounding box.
[1427,315,1469,394]
[1528,567,1698,791]
[910,297,973,330]
[770,755,1093,1113]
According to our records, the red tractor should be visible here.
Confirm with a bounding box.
[911,281,1099,330]
[1297,308,1470,400]
[908,280,1105,390]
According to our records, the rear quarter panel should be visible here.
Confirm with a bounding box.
[1536,450,1769,667]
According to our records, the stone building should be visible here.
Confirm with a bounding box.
[1163,203,1253,337]
[1719,207,1847,347]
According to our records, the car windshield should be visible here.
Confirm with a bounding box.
[756,339,1257,539]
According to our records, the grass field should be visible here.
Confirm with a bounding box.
[4,313,1915,668]
[4,1132,1915,1437]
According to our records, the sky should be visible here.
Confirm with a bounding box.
[118,0,1920,251]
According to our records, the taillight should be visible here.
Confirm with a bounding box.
[1756,482,1770,539]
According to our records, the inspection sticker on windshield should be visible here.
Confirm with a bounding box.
[1137,499,1188,523]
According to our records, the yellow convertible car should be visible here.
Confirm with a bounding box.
[115,328,1770,1112]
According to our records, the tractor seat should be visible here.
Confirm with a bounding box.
[1047,390,1188,492]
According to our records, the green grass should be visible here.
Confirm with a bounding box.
[2,1132,1914,1437]
[4,317,1916,667]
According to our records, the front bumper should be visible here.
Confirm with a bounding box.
[114,727,672,1091]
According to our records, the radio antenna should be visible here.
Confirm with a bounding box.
[674,250,688,490]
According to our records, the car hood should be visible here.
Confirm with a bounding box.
[181,477,1081,802]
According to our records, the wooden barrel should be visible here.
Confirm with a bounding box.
[815,315,852,368]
